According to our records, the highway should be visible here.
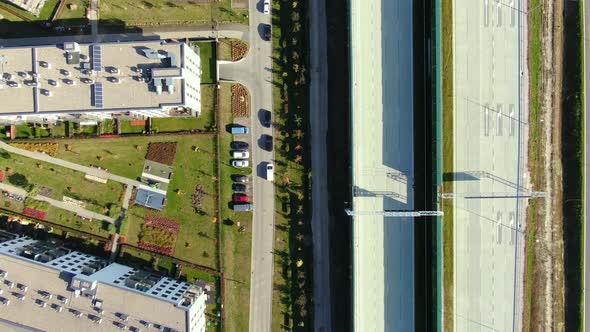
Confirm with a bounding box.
[350,0,415,330]
[308,0,332,330]
[452,0,528,330]
[583,0,589,329]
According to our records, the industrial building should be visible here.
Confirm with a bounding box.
[0,234,209,332]
[0,40,202,124]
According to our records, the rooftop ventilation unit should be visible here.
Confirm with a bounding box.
[142,49,166,59]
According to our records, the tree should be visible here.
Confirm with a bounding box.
[8,173,28,188]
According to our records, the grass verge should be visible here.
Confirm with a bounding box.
[442,0,454,330]
[270,0,313,330]
[523,0,542,329]
[195,42,217,84]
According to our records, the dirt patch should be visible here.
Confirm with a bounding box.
[145,142,178,166]
[528,0,566,330]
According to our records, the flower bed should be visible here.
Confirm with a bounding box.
[11,143,59,156]
[231,84,249,117]
[138,241,174,255]
[144,215,180,234]
[23,207,47,220]
[231,39,249,61]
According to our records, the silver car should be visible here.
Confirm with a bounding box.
[231,160,249,168]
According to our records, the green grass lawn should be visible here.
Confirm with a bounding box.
[218,83,252,332]
[99,0,247,26]
[76,125,98,136]
[100,119,116,134]
[118,135,219,268]
[52,135,212,180]
[56,0,88,26]
[120,120,146,134]
[0,149,124,211]
[442,0,454,330]
[50,123,67,137]
[195,42,216,84]
[46,206,114,237]
[151,98,215,133]
[15,124,33,138]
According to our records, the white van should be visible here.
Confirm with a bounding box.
[266,163,274,182]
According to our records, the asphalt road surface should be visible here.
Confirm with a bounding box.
[583,0,589,330]
[308,0,332,330]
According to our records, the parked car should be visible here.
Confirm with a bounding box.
[261,134,273,151]
[233,175,249,183]
[262,24,271,41]
[232,160,249,168]
[266,163,274,181]
[233,194,248,202]
[232,150,250,158]
[232,203,253,211]
[261,110,272,127]
[263,0,270,14]
[233,184,247,192]
[230,125,250,135]
[231,141,249,150]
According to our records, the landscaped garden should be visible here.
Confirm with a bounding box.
[113,134,219,268]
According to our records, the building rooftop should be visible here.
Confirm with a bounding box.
[135,188,166,210]
[0,236,206,332]
[0,40,201,116]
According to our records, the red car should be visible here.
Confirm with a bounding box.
[233,194,248,202]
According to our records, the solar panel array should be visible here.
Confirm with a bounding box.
[91,45,102,71]
[93,83,103,108]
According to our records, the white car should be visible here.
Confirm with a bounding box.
[232,160,249,168]
[232,151,249,158]
[263,0,270,14]
[266,163,274,181]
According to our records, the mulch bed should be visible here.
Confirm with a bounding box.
[23,208,47,220]
[138,241,174,255]
[231,40,248,61]
[231,84,249,117]
[145,142,178,166]
[144,215,180,234]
